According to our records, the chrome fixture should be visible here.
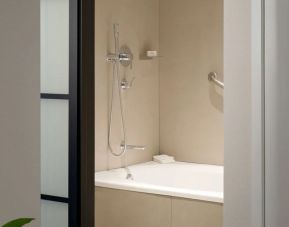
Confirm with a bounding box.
[120,143,146,151]
[208,72,224,89]
[120,77,135,90]
[107,24,145,157]
[107,24,128,157]
[125,167,134,180]
[107,46,133,67]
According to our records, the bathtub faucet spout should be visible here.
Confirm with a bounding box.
[125,167,134,180]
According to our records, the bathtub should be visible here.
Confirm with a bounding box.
[95,161,223,203]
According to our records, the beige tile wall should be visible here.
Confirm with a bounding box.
[95,0,224,170]
[159,0,224,165]
[95,0,160,171]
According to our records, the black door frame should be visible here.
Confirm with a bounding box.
[78,0,95,226]
[41,0,95,226]
[70,0,95,226]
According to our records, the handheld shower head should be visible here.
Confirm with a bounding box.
[113,23,120,54]
[113,23,119,39]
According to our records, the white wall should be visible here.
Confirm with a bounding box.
[224,0,263,226]
[0,1,40,226]
[265,0,289,226]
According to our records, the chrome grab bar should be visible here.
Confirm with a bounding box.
[208,72,224,89]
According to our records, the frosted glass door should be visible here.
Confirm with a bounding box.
[41,200,68,227]
[41,0,70,226]
[41,99,69,197]
[41,0,69,94]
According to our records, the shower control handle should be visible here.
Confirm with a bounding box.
[106,53,131,62]
[119,53,131,62]
[121,77,136,90]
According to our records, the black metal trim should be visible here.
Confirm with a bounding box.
[79,0,95,226]
[41,194,69,204]
[41,93,70,100]
[68,0,95,226]
[69,0,80,226]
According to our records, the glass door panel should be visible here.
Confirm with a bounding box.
[41,99,69,197]
[41,200,68,227]
[41,0,69,94]
[41,0,70,226]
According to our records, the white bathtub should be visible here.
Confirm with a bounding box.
[95,161,223,203]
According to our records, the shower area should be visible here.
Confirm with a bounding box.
[94,0,224,226]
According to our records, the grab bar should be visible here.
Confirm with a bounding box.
[208,72,224,89]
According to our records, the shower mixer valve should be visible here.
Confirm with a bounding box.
[121,77,135,90]
[106,52,132,64]
[106,46,133,68]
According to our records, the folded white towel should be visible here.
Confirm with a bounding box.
[153,154,175,164]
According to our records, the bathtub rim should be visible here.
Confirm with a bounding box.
[95,161,223,203]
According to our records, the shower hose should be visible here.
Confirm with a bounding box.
[107,24,127,157]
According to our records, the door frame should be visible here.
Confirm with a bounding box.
[77,0,95,226]
[74,0,95,226]
[69,0,95,226]
[224,0,265,226]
